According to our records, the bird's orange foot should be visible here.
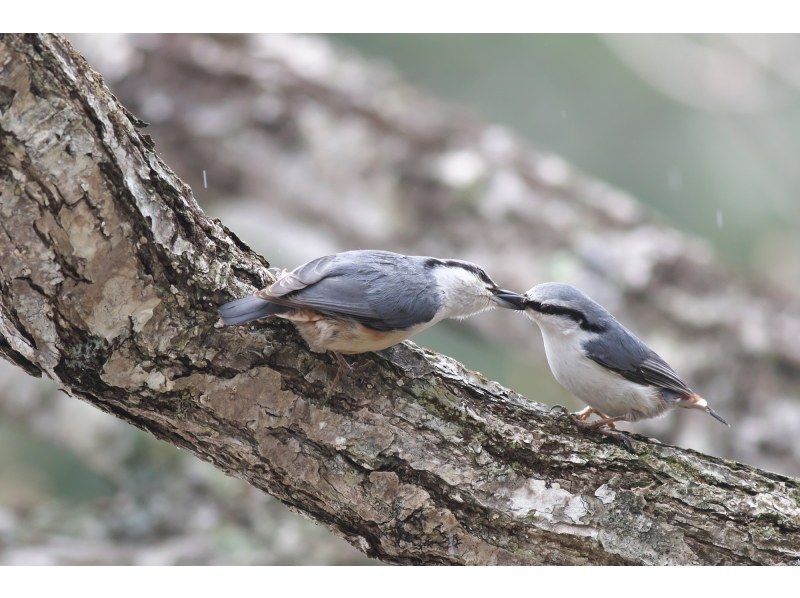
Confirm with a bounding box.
[587,415,625,430]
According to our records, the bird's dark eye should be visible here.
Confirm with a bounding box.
[531,301,605,333]
[534,301,583,323]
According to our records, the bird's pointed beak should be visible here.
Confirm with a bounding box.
[683,394,730,427]
[706,407,730,427]
[490,289,527,310]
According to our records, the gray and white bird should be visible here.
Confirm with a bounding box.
[220,250,525,361]
[523,282,728,430]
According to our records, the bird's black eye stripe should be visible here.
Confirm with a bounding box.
[427,259,496,286]
[423,258,444,269]
[528,300,582,321]
[527,300,605,333]
[475,269,495,286]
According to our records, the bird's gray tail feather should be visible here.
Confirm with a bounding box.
[218,295,286,325]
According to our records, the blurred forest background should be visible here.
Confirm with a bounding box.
[2,33,800,564]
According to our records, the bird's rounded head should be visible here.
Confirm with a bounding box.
[523,283,610,334]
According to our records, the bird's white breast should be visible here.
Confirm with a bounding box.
[537,322,666,420]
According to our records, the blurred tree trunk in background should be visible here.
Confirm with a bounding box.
[1,33,799,566]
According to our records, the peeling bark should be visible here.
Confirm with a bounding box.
[1,34,799,565]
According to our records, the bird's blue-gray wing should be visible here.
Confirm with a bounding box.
[265,254,339,296]
[257,251,440,331]
[582,322,692,396]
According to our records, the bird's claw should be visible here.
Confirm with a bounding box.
[326,353,352,398]
[326,353,373,398]
[333,353,354,372]
[550,404,571,418]
[565,413,635,453]
[598,429,635,453]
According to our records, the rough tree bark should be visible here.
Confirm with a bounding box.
[1,34,799,565]
[0,371,366,565]
[69,33,800,476]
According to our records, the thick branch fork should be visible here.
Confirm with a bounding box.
[0,34,798,565]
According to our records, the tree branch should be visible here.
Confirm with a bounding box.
[1,33,798,565]
[70,33,800,476]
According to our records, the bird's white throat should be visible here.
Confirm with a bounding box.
[432,266,493,320]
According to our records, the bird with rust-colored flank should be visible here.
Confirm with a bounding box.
[219,250,525,386]
[523,282,728,446]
